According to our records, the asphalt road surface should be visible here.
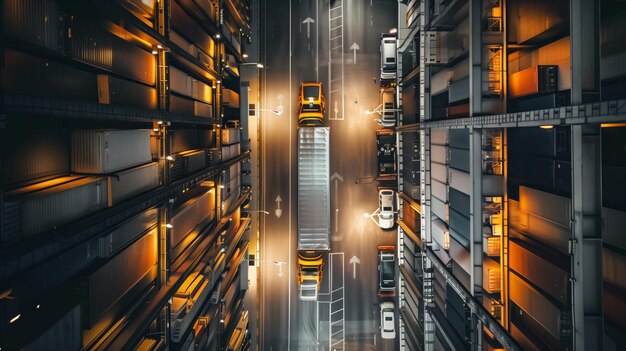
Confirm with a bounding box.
[259,0,398,350]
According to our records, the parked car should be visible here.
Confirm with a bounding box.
[298,82,325,125]
[378,245,396,297]
[376,129,397,180]
[378,189,396,229]
[380,88,396,127]
[379,301,396,339]
[380,34,397,84]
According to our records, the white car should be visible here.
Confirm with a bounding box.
[380,302,396,339]
[378,189,396,229]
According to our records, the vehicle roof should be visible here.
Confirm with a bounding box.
[380,301,394,309]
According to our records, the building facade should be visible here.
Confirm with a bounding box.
[395,0,626,350]
[0,0,254,349]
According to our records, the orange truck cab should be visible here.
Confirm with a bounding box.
[298,82,326,125]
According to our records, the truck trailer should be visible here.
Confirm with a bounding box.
[296,126,331,301]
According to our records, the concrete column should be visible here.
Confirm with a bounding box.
[469,0,482,117]
[570,124,603,350]
[570,0,600,104]
[469,127,483,351]
[420,0,435,348]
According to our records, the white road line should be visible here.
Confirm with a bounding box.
[288,0,292,349]
[316,0,319,81]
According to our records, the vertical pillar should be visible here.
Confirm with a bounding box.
[501,129,509,329]
[420,0,434,349]
[570,0,600,105]
[571,125,603,350]
[469,0,482,117]
[570,0,602,348]
[469,127,483,350]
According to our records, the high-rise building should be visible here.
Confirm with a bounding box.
[0,0,254,349]
[395,0,626,350]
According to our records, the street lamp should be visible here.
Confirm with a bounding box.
[363,209,381,226]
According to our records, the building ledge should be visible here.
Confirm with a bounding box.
[399,220,422,246]
[397,98,626,131]
[3,93,220,126]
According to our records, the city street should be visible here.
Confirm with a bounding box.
[259,0,398,349]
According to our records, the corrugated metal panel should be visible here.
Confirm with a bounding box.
[448,129,469,150]
[431,145,448,164]
[222,88,240,107]
[297,127,330,250]
[449,168,470,195]
[509,239,569,305]
[449,208,469,247]
[192,80,212,104]
[222,143,241,161]
[170,94,194,115]
[2,130,69,185]
[15,239,96,301]
[27,305,82,351]
[194,101,213,118]
[170,129,199,154]
[70,21,113,73]
[450,259,470,292]
[449,235,470,273]
[99,208,158,257]
[604,247,626,290]
[198,129,214,148]
[3,0,59,50]
[72,129,152,173]
[1,49,97,101]
[7,177,108,237]
[184,150,207,174]
[86,229,157,326]
[432,179,448,202]
[171,1,214,53]
[431,196,448,223]
[449,147,469,172]
[170,66,193,97]
[431,218,449,250]
[170,30,192,52]
[603,207,626,250]
[431,162,448,184]
[519,186,571,228]
[109,162,159,205]
[449,188,469,218]
[448,76,469,103]
[108,76,157,109]
[170,190,214,248]
[221,129,241,145]
[509,271,571,340]
[431,129,448,146]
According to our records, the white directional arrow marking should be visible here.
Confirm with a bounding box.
[275,195,283,218]
[302,17,315,39]
[350,42,360,64]
[350,255,361,279]
[331,173,344,233]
